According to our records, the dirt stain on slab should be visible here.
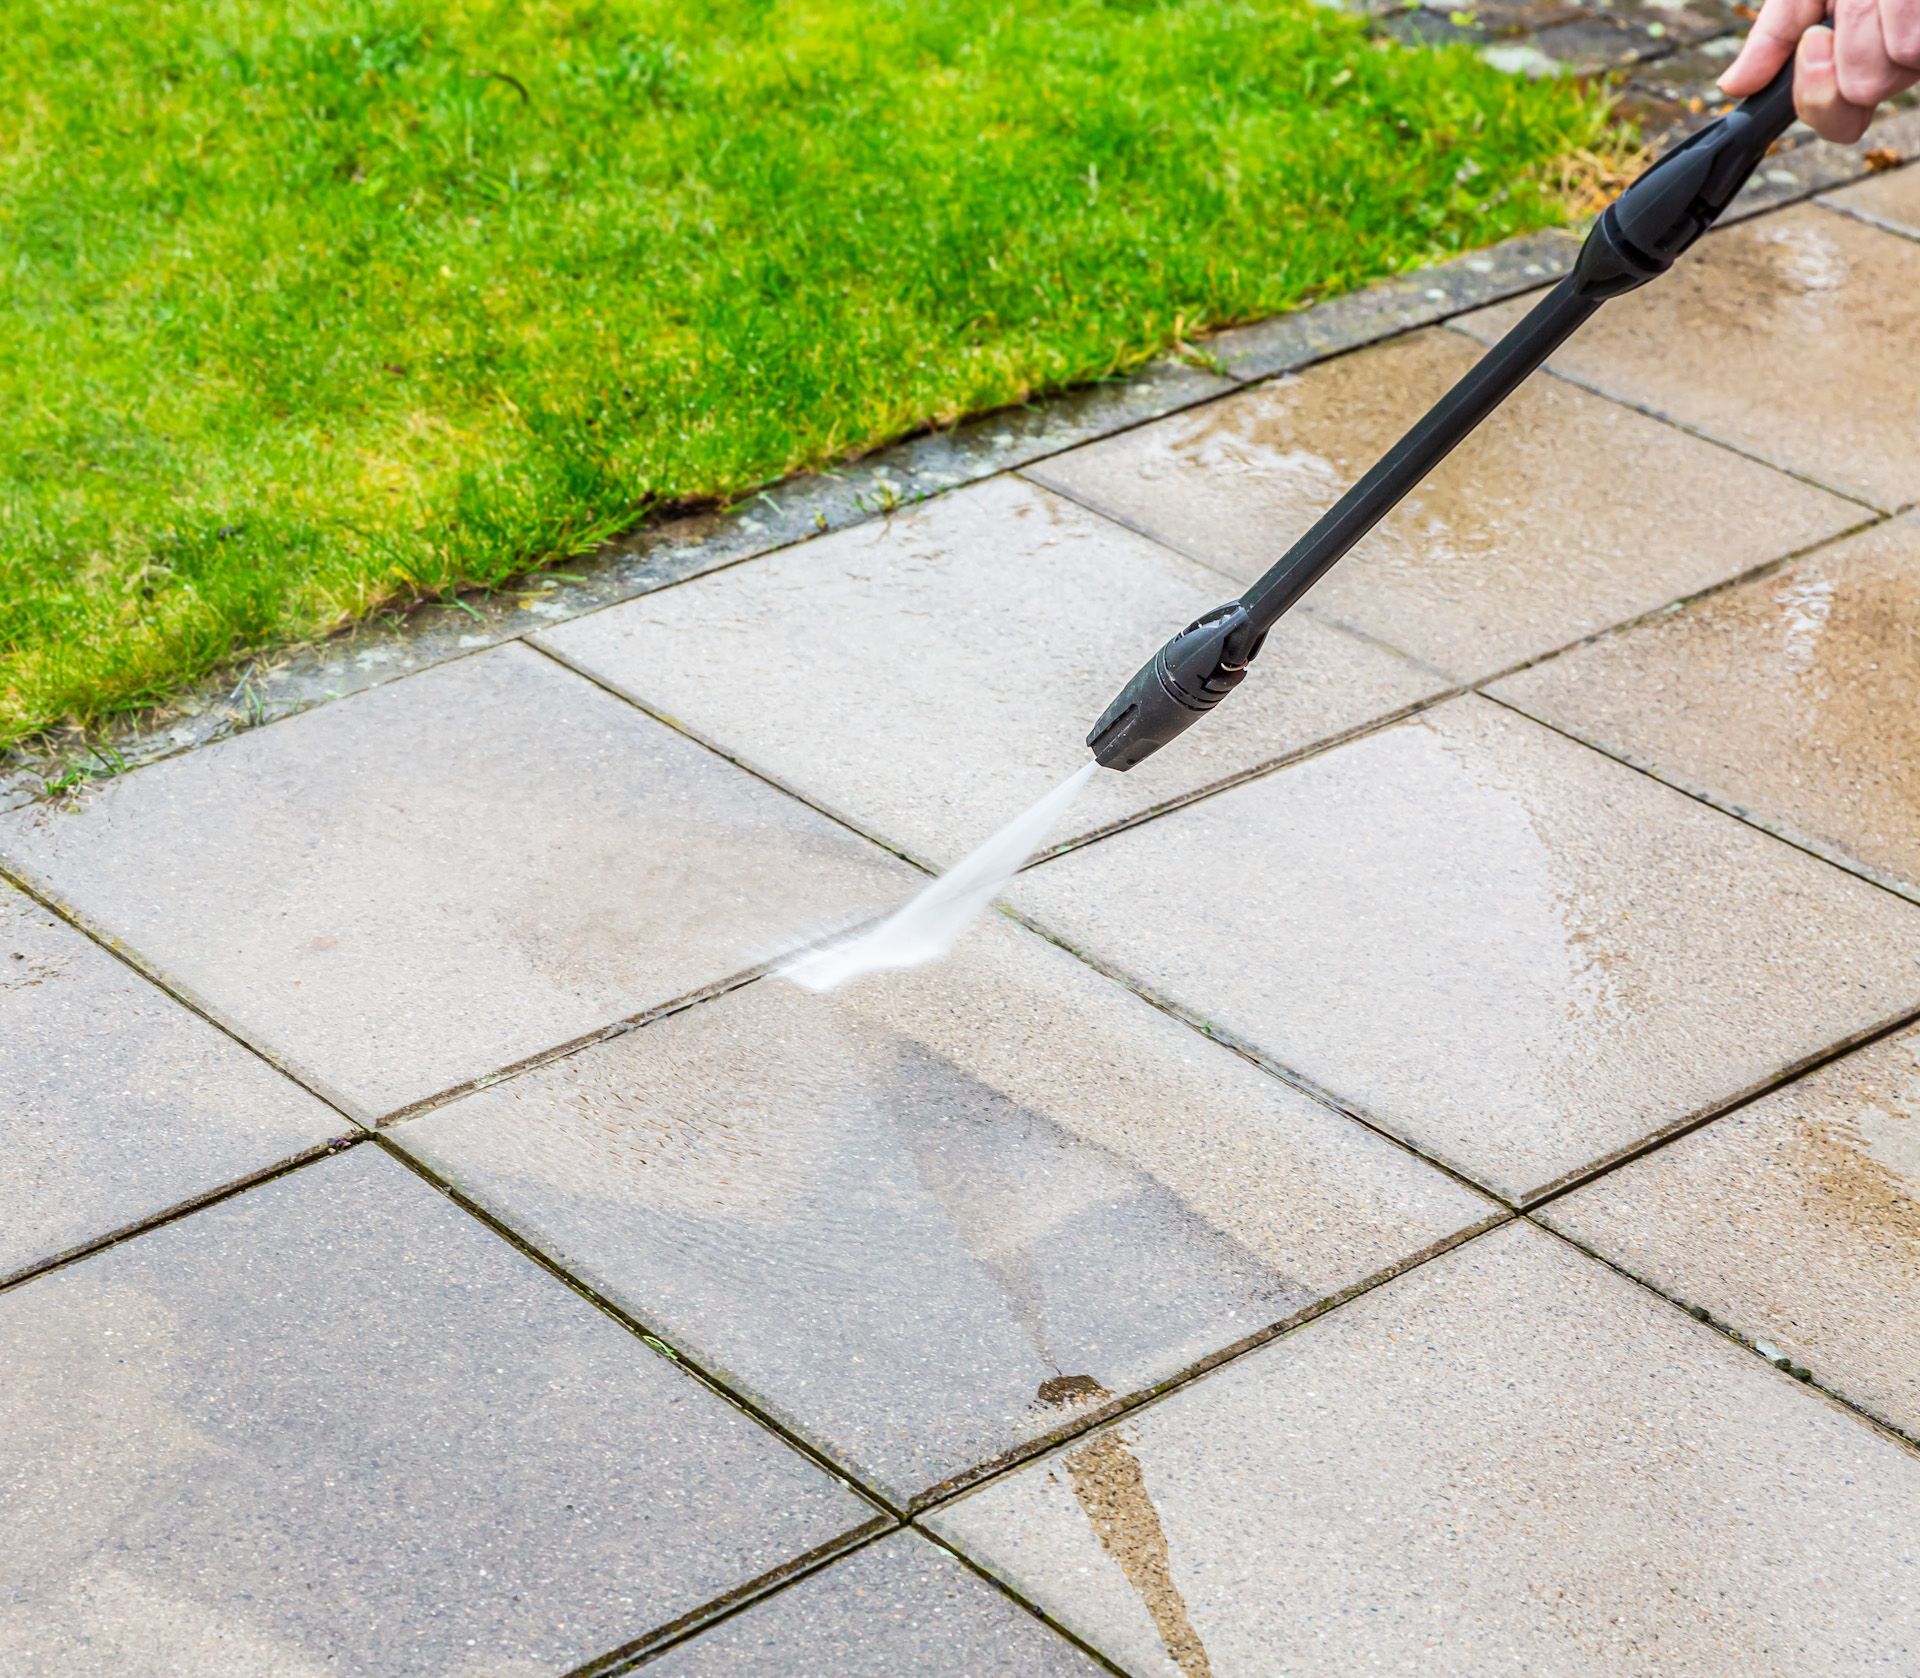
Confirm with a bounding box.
[1036,1374,1109,1408]
[1064,1429,1216,1678]
[1790,1107,1920,1246]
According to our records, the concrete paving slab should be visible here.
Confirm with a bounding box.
[398,917,1492,1505]
[537,478,1445,867]
[1010,696,1920,1201]
[1542,1023,1920,1438]
[1457,206,1920,509]
[640,1532,1105,1677]
[0,644,911,1120]
[0,1145,876,1678]
[1028,330,1856,680]
[928,1222,1920,1678]
[1825,160,1920,238]
[1493,515,1920,900]
[0,882,340,1283]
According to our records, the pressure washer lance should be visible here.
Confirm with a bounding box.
[1086,64,1799,772]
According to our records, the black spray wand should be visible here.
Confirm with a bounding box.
[1087,65,1799,772]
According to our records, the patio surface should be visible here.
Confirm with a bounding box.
[5,155,1920,1675]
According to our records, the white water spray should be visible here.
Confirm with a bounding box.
[780,760,1099,993]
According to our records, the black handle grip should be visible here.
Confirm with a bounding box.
[1740,59,1800,145]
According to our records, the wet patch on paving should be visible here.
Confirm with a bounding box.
[1542,1022,1920,1438]
[395,917,1492,1507]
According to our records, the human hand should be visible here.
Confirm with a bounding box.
[1719,0,1920,143]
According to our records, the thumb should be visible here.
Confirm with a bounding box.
[1796,26,1875,142]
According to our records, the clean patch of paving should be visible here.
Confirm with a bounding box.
[397,916,1493,1507]
[537,476,1445,867]
[1011,696,1920,1202]
[1541,1022,1920,1439]
[0,643,912,1120]
[1457,204,1920,509]
[1028,328,1858,680]
[1494,513,1920,900]
[0,880,341,1283]
[0,1145,877,1678]
[637,1532,1108,1677]
[928,1221,1920,1678]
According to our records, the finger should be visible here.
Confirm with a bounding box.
[1833,0,1909,104]
[1721,0,1828,92]
[1796,26,1876,141]
[1884,0,1920,71]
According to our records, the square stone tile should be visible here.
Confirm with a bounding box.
[1624,33,1743,109]
[1010,697,1920,1201]
[1618,36,1743,145]
[1541,1023,1920,1438]
[1,885,341,1282]
[928,1222,1920,1678]
[397,916,1493,1506]
[1523,13,1667,71]
[536,478,1444,869]
[1458,207,1920,509]
[1827,160,1920,239]
[1492,516,1920,899]
[1423,0,1585,36]
[1586,0,1746,47]
[0,644,910,1120]
[1028,329,1855,680]
[642,1532,1105,1676]
[0,1145,875,1678]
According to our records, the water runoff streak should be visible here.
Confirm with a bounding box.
[780,761,1098,993]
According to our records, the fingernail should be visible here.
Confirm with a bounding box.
[1803,27,1834,68]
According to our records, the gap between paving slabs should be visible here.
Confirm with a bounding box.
[570,1528,1136,1678]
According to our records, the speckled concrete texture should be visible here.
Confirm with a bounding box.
[929,1222,1920,1678]
[641,1533,1107,1676]
[1458,206,1920,509]
[1028,329,1856,680]
[0,882,340,1282]
[1825,161,1920,239]
[1011,697,1920,1201]
[1542,1023,1920,1438]
[397,916,1492,1504]
[1494,515,1920,899]
[0,643,911,1119]
[537,477,1444,866]
[0,1145,875,1678]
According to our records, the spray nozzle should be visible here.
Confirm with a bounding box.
[1087,601,1265,771]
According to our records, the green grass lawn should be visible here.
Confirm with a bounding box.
[1,0,1615,746]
